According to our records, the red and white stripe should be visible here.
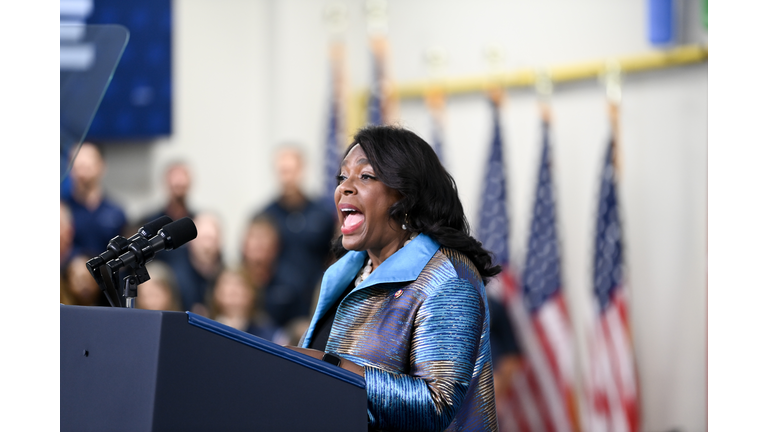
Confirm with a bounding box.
[585,288,640,432]
[497,269,580,432]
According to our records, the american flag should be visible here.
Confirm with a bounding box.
[367,53,384,126]
[367,35,396,126]
[430,111,445,164]
[487,114,580,432]
[477,99,574,432]
[517,119,580,432]
[323,41,346,214]
[476,100,510,265]
[323,95,342,211]
[425,89,446,164]
[585,138,640,432]
[475,98,519,430]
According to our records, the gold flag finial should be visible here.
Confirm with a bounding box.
[600,60,623,179]
[484,44,505,106]
[424,46,448,113]
[536,69,553,124]
[603,60,622,106]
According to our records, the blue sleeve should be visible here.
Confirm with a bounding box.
[365,278,484,431]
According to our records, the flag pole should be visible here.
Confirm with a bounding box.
[423,46,448,114]
[321,2,349,217]
[535,69,553,126]
[424,46,448,164]
[325,2,348,145]
[484,44,506,109]
[365,0,397,125]
[603,60,623,182]
[348,45,706,131]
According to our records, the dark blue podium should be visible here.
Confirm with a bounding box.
[60,305,367,431]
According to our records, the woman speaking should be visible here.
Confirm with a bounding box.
[290,125,500,431]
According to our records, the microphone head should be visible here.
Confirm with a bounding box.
[138,215,173,238]
[159,217,197,250]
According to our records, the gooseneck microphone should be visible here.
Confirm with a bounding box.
[106,216,198,273]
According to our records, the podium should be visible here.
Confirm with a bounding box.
[60,305,367,431]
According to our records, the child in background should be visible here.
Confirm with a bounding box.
[62,255,110,307]
[136,261,183,312]
[209,268,277,341]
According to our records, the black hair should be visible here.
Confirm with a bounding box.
[331,125,501,283]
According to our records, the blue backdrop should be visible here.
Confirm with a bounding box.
[85,0,172,140]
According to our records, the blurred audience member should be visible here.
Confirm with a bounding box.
[60,201,76,264]
[136,261,183,312]
[161,211,224,315]
[278,315,311,347]
[140,160,196,225]
[488,294,524,429]
[209,268,277,341]
[60,201,76,304]
[63,142,127,258]
[62,255,110,307]
[255,146,336,330]
[239,215,280,327]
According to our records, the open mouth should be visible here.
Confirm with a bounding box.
[339,205,364,235]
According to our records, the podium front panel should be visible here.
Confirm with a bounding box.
[61,305,367,431]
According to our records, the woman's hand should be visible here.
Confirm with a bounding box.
[284,346,365,377]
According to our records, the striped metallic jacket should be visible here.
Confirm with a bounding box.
[302,234,499,431]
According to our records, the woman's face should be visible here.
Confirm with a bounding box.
[335,144,404,258]
[243,223,279,265]
[214,271,254,317]
[67,256,100,305]
[137,280,172,311]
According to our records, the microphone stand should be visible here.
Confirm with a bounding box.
[112,262,150,309]
[86,256,122,308]
[106,234,157,308]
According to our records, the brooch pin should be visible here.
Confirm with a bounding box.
[393,289,404,299]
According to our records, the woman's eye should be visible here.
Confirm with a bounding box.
[336,175,347,184]
[361,174,376,180]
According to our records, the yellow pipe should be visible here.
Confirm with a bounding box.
[347,44,707,134]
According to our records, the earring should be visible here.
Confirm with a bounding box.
[402,213,408,230]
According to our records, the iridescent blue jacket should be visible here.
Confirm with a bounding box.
[302,234,499,431]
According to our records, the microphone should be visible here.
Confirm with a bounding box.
[86,215,173,307]
[106,217,197,274]
[87,215,173,269]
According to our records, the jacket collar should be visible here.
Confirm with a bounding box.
[303,233,440,347]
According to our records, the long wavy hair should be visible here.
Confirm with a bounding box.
[331,125,501,283]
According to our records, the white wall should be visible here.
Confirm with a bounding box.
[99,1,707,430]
